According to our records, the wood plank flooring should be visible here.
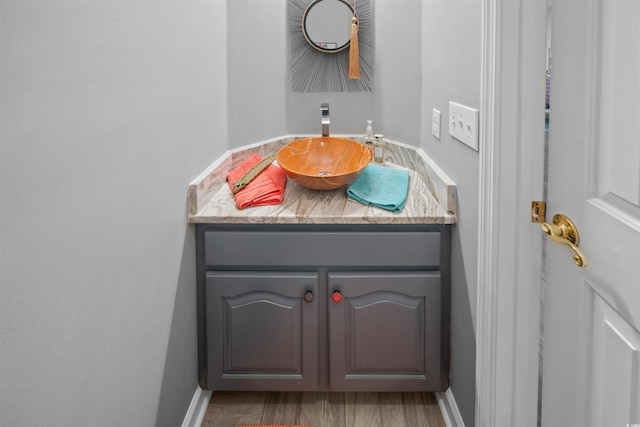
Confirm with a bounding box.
[201,391,446,427]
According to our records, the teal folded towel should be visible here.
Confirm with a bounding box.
[347,163,410,212]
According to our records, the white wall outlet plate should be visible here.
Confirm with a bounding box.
[448,101,479,151]
[432,108,441,139]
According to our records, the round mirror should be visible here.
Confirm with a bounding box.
[302,0,355,53]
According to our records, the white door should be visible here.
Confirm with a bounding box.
[541,1,640,426]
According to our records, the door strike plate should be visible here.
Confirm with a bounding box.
[531,201,546,223]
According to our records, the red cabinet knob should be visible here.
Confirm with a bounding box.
[332,291,343,303]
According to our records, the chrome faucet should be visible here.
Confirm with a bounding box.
[321,103,330,137]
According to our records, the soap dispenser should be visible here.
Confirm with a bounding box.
[363,120,375,160]
[373,134,385,164]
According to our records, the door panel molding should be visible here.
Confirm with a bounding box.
[589,290,640,426]
[596,0,640,206]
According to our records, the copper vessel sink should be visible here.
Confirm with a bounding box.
[276,137,372,190]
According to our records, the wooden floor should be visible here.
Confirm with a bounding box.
[201,391,446,427]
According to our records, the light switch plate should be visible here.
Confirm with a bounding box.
[432,108,441,139]
[449,101,479,151]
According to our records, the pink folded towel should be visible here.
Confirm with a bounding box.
[226,154,287,209]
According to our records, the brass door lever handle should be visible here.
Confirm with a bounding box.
[541,214,587,267]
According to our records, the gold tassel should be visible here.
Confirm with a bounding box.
[349,16,360,79]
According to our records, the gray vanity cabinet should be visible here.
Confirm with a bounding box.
[196,225,450,392]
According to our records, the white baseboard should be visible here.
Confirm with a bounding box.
[436,388,466,427]
[181,386,212,427]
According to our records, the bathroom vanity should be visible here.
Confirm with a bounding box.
[189,136,457,392]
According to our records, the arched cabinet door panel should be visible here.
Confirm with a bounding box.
[206,271,319,391]
[328,271,447,391]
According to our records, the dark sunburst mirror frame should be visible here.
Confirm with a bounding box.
[289,0,373,92]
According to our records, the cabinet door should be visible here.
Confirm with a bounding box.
[206,271,318,390]
[328,271,444,391]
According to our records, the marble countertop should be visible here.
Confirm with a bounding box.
[188,135,457,225]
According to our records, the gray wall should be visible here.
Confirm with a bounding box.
[227,0,288,147]
[227,0,422,145]
[0,1,227,426]
[421,1,482,426]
